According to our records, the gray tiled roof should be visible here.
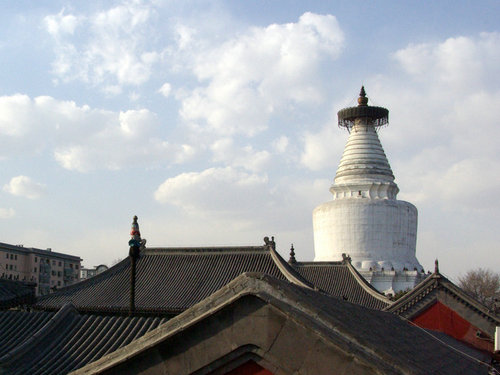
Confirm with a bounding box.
[0,310,53,357]
[385,270,500,338]
[292,261,391,309]
[75,273,492,375]
[278,275,492,374]
[386,271,500,321]
[35,245,312,314]
[0,279,36,309]
[0,304,167,375]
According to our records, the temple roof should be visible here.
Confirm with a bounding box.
[35,243,390,314]
[0,279,36,310]
[291,260,391,310]
[73,273,491,375]
[34,244,313,315]
[385,269,500,332]
[0,304,166,375]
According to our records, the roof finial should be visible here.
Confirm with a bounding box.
[129,215,141,248]
[288,244,296,264]
[128,215,142,317]
[434,259,439,274]
[358,86,368,106]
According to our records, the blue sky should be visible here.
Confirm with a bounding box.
[1,0,499,280]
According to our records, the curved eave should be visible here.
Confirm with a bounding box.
[385,272,500,325]
[344,261,393,305]
[268,247,314,289]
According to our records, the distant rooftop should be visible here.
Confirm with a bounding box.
[0,242,82,262]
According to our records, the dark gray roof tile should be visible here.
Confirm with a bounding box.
[0,279,36,309]
[0,305,167,375]
[35,246,310,314]
[292,261,391,309]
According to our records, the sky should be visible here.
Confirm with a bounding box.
[1,0,499,281]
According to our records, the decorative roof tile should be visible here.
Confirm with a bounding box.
[74,273,492,375]
[0,279,36,309]
[35,245,311,314]
[292,261,391,310]
[0,304,167,375]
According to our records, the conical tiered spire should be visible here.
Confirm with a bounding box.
[334,123,395,184]
[331,87,398,199]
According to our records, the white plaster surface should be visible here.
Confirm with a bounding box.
[312,115,423,292]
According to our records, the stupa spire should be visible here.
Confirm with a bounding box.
[332,87,397,198]
[358,86,368,106]
[313,86,423,294]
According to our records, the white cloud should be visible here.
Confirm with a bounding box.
[154,167,269,215]
[44,9,80,36]
[44,1,161,89]
[53,107,191,172]
[158,82,172,98]
[393,33,500,92]
[210,138,271,172]
[0,208,15,219]
[274,136,289,154]
[4,176,46,199]
[375,33,500,209]
[178,12,344,137]
[0,94,193,172]
[300,120,345,171]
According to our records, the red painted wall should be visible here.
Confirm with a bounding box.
[412,301,493,352]
[225,360,273,375]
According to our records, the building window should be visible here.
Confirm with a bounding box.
[75,265,79,269]
[5,253,7,259]
[35,257,38,262]
[51,271,56,276]
[57,281,61,286]
[9,265,13,270]
[10,254,13,260]
[58,271,61,277]
[58,261,62,267]
[52,260,56,266]
[69,264,73,269]
[14,255,17,260]
[34,267,37,272]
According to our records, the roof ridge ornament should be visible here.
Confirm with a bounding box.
[129,215,142,316]
[358,86,368,106]
[129,216,141,247]
[288,244,296,264]
[263,236,276,251]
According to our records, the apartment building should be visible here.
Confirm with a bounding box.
[0,242,82,296]
[80,264,108,280]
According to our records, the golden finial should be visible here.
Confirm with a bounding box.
[357,86,368,106]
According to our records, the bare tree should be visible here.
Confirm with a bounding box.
[458,268,500,310]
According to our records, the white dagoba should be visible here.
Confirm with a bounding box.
[313,87,424,294]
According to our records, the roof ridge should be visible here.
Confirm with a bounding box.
[144,246,267,254]
[385,272,500,324]
[344,261,392,304]
[268,246,314,289]
[293,261,344,266]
